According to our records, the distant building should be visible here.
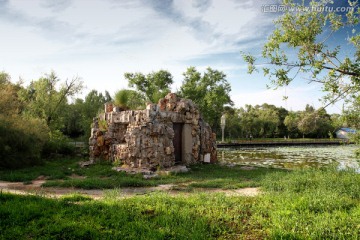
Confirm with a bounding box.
[335,128,357,139]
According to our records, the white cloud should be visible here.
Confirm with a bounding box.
[0,0,340,113]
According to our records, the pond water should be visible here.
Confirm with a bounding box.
[218,145,360,171]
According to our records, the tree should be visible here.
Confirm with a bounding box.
[243,0,360,105]
[257,104,281,138]
[296,105,332,138]
[19,71,83,130]
[63,90,109,139]
[238,105,260,137]
[343,96,360,129]
[125,70,173,103]
[0,72,49,168]
[178,67,233,131]
[284,112,300,138]
[222,107,242,140]
[297,112,318,138]
[0,72,22,115]
[237,104,282,138]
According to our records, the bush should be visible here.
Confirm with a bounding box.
[0,115,49,169]
[114,89,145,110]
[42,130,75,157]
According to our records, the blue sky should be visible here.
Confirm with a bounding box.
[0,0,357,113]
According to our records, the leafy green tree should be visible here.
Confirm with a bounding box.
[284,112,300,138]
[0,72,49,168]
[238,104,282,138]
[257,104,281,138]
[0,72,22,115]
[296,106,332,138]
[62,98,86,138]
[297,112,318,138]
[330,113,345,131]
[243,0,360,105]
[125,70,173,103]
[63,90,109,139]
[314,109,333,138]
[343,96,360,129]
[178,67,233,131]
[19,71,83,130]
[222,107,242,140]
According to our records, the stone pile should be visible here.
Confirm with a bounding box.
[89,93,217,171]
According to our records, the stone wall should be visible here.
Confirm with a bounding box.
[89,93,217,170]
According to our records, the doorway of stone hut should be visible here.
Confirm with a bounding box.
[173,123,183,164]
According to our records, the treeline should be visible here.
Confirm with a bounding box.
[223,104,348,140]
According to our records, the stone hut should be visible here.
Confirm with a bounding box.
[89,93,217,171]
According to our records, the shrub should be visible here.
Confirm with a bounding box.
[114,89,145,110]
[0,115,49,169]
[42,130,75,157]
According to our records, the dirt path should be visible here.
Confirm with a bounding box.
[0,180,260,199]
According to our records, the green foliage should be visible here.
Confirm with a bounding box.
[284,111,300,137]
[344,95,360,129]
[62,90,109,140]
[42,130,75,157]
[114,89,145,109]
[236,104,285,138]
[125,70,173,103]
[0,72,23,115]
[243,0,360,105]
[0,115,49,169]
[18,71,83,131]
[178,67,233,130]
[218,103,338,140]
[0,76,49,169]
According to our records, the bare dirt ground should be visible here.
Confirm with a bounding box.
[0,180,260,199]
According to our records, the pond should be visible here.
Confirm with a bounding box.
[218,145,360,172]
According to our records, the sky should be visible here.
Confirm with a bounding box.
[0,0,358,113]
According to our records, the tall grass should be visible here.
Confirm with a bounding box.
[256,167,360,239]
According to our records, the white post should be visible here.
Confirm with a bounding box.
[221,126,225,142]
[220,114,226,143]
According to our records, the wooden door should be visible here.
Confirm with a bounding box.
[173,123,183,164]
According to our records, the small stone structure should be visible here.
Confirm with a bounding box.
[89,93,217,171]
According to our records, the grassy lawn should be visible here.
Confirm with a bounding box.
[0,157,279,190]
[1,158,360,239]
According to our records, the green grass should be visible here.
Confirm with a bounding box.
[0,191,264,239]
[1,158,360,238]
[0,157,281,189]
[254,167,360,239]
[0,158,80,182]
[1,167,360,239]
